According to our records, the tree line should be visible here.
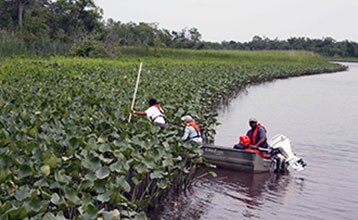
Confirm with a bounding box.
[1,0,358,57]
[218,36,358,57]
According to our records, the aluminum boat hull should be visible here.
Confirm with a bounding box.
[201,145,272,173]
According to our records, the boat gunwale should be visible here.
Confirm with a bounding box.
[201,145,271,159]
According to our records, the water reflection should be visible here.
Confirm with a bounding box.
[207,168,273,207]
[154,168,295,220]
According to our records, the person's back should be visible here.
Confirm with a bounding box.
[131,98,168,129]
[145,105,166,124]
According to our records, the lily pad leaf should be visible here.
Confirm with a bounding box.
[150,171,163,179]
[110,161,124,173]
[96,166,109,179]
[118,176,131,193]
[134,163,148,174]
[18,165,33,179]
[102,211,115,220]
[99,144,111,153]
[69,137,79,148]
[27,197,43,212]
[88,137,97,149]
[131,176,140,186]
[134,212,148,220]
[43,213,57,220]
[7,207,28,219]
[85,203,98,219]
[96,190,113,203]
[51,193,60,205]
[15,185,30,201]
[64,187,80,205]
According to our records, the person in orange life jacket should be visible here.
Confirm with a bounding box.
[246,118,268,148]
[131,98,168,130]
[181,115,202,144]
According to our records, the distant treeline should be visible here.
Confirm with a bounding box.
[1,0,358,57]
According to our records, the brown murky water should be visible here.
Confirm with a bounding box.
[155,62,358,220]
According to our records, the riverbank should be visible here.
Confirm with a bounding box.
[0,50,347,219]
[324,56,358,62]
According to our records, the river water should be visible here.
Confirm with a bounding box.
[155,62,358,220]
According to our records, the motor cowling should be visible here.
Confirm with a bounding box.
[268,134,306,172]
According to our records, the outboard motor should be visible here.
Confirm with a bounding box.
[268,134,306,172]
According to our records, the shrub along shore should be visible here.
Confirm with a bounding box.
[0,49,347,219]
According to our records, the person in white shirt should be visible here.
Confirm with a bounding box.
[131,98,168,129]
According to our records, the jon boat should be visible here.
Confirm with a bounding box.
[201,134,306,173]
[201,145,272,173]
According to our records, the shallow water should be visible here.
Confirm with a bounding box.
[155,62,358,220]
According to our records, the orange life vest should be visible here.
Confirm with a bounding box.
[245,148,271,158]
[186,122,201,139]
[248,124,267,145]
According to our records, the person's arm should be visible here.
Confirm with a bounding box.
[131,109,146,115]
[182,127,190,141]
[253,128,267,147]
[253,137,266,148]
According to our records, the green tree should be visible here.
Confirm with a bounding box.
[188,27,201,42]
[0,0,17,31]
[9,0,37,33]
[22,0,51,42]
[0,0,37,33]
[48,0,103,42]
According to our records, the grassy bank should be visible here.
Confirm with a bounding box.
[0,50,346,219]
[324,56,358,62]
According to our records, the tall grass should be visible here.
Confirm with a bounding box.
[117,46,325,63]
[0,31,31,56]
[0,30,69,57]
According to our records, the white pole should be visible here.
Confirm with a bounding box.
[128,62,143,123]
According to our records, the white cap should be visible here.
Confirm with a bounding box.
[181,115,193,122]
[249,117,258,123]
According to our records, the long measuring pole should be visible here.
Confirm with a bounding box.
[128,62,143,123]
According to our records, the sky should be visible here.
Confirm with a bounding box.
[93,0,358,42]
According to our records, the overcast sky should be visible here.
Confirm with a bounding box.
[93,0,358,42]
